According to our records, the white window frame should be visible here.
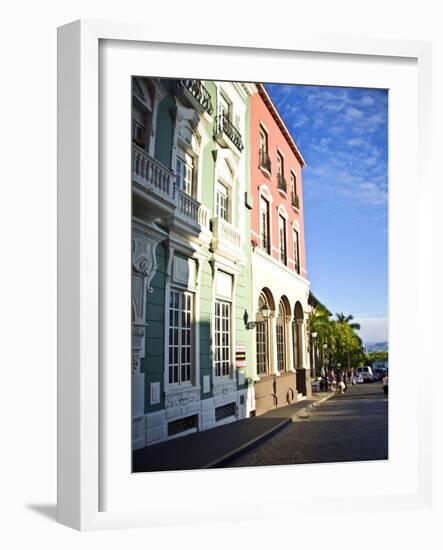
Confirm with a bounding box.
[278,214,288,265]
[175,146,195,196]
[214,298,232,378]
[259,196,271,253]
[293,228,300,274]
[216,180,230,221]
[276,302,287,372]
[167,288,194,386]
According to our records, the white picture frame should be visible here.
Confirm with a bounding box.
[57,19,433,531]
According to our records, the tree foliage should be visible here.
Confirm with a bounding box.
[309,307,364,370]
[364,351,389,365]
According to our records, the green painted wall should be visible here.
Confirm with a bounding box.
[154,94,175,169]
[198,251,214,396]
[142,243,166,413]
[141,79,254,412]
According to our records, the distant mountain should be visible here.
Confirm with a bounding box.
[365,341,389,352]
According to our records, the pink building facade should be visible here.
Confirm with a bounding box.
[249,84,312,416]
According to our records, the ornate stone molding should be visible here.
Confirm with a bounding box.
[213,380,237,397]
[132,236,158,292]
[165,387,200,409]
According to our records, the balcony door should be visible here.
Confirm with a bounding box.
[176,147,194,197]
[218,93,231,121]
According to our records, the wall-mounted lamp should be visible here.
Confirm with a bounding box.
[260,303,271,320]
[245,303,272,330]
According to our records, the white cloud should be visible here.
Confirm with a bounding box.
[345,106,364,120]
[360,95,375,107]
[347,137,364,147]
[354,317,388,344]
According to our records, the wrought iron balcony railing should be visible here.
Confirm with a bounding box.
[215,113,244,152]
[259,149,272,172]
[291,191,300,209]
[277,174,287,193]
[177,79,214,116]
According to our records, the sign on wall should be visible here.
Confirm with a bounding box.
[235,343,246,368]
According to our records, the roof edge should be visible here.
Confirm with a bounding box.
[256,83,306,168]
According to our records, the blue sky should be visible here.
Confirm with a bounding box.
[265,84,388,344]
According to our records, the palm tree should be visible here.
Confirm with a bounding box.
[335,313,362,370]
[336,313,361,331]
[309,305,336,381]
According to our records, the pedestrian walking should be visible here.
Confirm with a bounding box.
[343,370,348,392]
[382,373,388,396]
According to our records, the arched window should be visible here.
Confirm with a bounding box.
[276,298,290,372]
[256,290,274,376]
[175,121,201,199]
[293,302,304,370]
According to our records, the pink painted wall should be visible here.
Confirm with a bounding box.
[249,91,307,278]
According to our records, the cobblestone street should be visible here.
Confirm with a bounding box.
[222,382,388,468]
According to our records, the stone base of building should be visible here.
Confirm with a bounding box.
[253,371,304,416]
[296,368,312,400]
[139,387,250,447]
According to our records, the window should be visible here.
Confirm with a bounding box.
[276,302,287,372]
[216,182,229,221]
[259,126,271,171]
[260,197,270,253]
[132,118,145,147]
[277,151,284,177]
[168,290,193,385]
[176,149,194,196]
[256,321,267,375]
[290,171,299,208]
[291,171,297,194]
[293,322,300,369]
[277,152,286,191]
[219,92,231,120]
[214,300,231,377]
[279,215,287,265]
[293,229,300,274]
[259,126,268,154]
[256,294,270,376]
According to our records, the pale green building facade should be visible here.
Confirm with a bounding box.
[131,78,257,448]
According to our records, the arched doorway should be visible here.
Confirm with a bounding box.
[276,296,291,373]
[293,302,304,370]
[293,301,308,396]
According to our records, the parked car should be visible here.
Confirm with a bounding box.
[373,367,388,381]
[354,373,364,384]
[356,366,375,382]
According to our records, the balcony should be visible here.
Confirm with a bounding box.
[132,144,176,220]
[214,113,244,152]
[132,144,210,237]
[211,217,244,262]
[174,187,211,235]
[176,79,214,116]
[291,191,300,209]
[259,149,272,173]
[277,174,287,193]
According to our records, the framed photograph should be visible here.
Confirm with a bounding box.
[57,19,433,530]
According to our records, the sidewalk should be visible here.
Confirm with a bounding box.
[132,391,334,472]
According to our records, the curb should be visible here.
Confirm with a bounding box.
[203,392,335,469]
[202,416,292,469]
